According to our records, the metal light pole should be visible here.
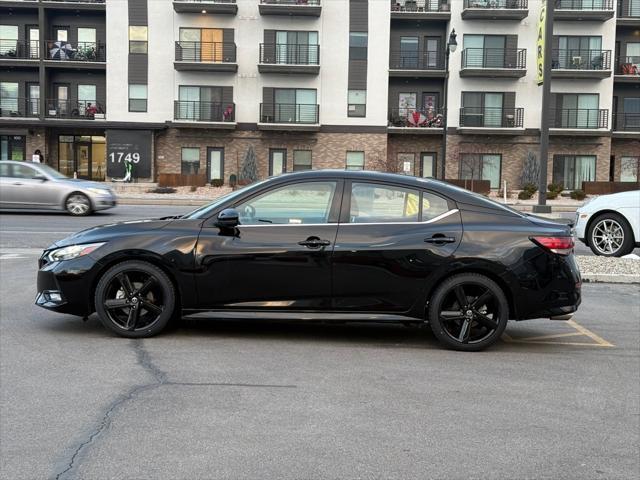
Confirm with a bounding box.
[440,29,457,180]
[533,0,554,214]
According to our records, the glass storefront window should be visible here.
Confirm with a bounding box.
[58,138,74,177]
[56,135,106,180]
[0,135,25,161]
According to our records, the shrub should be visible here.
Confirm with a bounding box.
[210,179,224,188]
[548,183,563,194]
[518,190,534,200]
[522,182,538,195]
[190,185,198,192]
[148,187,176,194]
[570,189,587,201]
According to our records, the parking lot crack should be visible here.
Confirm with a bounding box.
[53,340,166,480]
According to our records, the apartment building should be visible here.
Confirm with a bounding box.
[0,0,638,190]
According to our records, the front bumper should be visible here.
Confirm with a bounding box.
[91,195,117,211]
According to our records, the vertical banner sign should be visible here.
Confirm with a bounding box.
[537,1,546,86]
[106,130,152,180]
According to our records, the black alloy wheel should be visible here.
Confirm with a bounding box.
[95,260,176,338]
[428,273,509,351]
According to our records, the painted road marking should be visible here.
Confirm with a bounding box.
[0,254,26,260]
[502,319,614,347]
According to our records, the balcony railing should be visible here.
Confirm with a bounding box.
[174,101,235,122]
[45,99,105,119]
[461,48,526,69]
[259,44,320,65]
[260,0,320,5]
[459,107,524,128]
[389,50,444,70]
[0,98,39,117]
[175,41,236,63]
[463,0,528,9]
[618,1,640,16]
[0,40,40,59]
[46,41,105,62]
[260,103,319,124]
[551,108,608,129]
[555,0,613,9]
[388,108,444,128]
[552,49,611,70]
[617,56,640,75]
[613,113,640,131]
[390,0,449,12]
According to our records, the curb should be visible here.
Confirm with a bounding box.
[581,274,640,284]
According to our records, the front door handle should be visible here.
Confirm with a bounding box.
[424,234,456,245]
[12,182,23,186]
[298,237,331,249]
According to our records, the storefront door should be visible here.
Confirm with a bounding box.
[75,142,91,179]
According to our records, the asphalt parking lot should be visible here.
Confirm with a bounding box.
[1,208,639,480]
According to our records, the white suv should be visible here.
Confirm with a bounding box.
[575,190,640,257]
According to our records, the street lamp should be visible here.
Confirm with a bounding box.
[440,29,457,180]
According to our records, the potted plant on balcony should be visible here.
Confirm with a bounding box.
[1,48,17,58]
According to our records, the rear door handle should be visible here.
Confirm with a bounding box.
[12,182,23,186]
[298,237,331,249]
[424,235,456,245]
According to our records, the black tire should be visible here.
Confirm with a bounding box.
[65,192,92,216]
[94,260,176,338]
[587,212,635,257]
[428,273,509,352]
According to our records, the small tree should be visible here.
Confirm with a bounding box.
[239,146,259,184]
[521,151,540,188]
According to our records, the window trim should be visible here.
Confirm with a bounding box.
[345,151,365,171]
[180,146,200,175]
[459,153,502,190]
[292,149,312,171]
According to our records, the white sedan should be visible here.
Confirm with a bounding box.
[575,190,640,257]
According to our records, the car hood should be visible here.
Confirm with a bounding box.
[578,190,640,213]
[48,218,174,249]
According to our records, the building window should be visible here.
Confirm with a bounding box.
[555,36,602,69]
[78,84,97,115]
[181,147,200,175]
[77,27,97,50]
[129,26,148,54]
[461,92,505,128]
[129,84,148,112]
[552,155,596,190]
[271,89,318,124]
[293,150,312,171]
[463,34,506,68]
[349,32,368,60]
[460,154,502,189]
[346,151,365,170]
[0,82,19,115]
[348,90,366,117]
[556,94,599,128]
[177,86,223,121]
[179,28,224,62]
[0,135,25,161]
[269,149,287,176]
[0,25,18,56]
[272,31,319,65]
[620,157,639,182]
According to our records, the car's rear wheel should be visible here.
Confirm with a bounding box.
[428,273,508,352]
[94,260,176,338]
[65,193,92,216]
[587,213,635,257]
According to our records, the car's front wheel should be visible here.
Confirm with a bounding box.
[94,260,176,338]
[428,273,509,352]
[587,213,635,257]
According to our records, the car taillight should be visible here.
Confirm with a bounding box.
[531,236,574,256]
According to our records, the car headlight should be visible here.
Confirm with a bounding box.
[86,187,111,196]
[47,242,105,262]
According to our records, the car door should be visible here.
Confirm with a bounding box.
[0,162,14,207]
[7,163,60,208]
[332,180,462,313]
[194,179,343,309]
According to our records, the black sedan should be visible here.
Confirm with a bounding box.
[36,170,581,351]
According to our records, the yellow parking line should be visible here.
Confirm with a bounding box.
[566,319,615,347]
[508,332,584,342]
[502,320,615,347]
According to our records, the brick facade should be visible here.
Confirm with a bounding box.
[611,137,640,181]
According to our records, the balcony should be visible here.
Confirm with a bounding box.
[44,40,106,68]
[39,1,106,11]
[615,56,640,82]
[461,0,529,20]
[612,113,640,136]
[550,108,609,135]
[389,51,446,77]
[174,41,237,72]
[258,103,320,131]
[258,44,320,74]
[554,0,614,21]
[551,49,612,78]
[0,40,40,66]
[617,1,640,25]
[45,99,105,120]
[0,98,39,118]
[172,0,237,14]
[390,0,451,20]
[387,108,444,134]
[174,101,236,128]
[458,107,524,134]
[460,48,526,77]
[258,0,321,17]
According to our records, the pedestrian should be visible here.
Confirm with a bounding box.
[32,149,44,163]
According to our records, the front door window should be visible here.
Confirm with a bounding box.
[208,148,224,181]
[236,181,337,225]
[421,153,436,178]
[269,149,286,176]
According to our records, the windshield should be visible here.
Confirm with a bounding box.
[182,179,271,219]
[37,164,68,179]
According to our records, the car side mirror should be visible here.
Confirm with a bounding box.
[215,208,240,228]
[33,174,47,182]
